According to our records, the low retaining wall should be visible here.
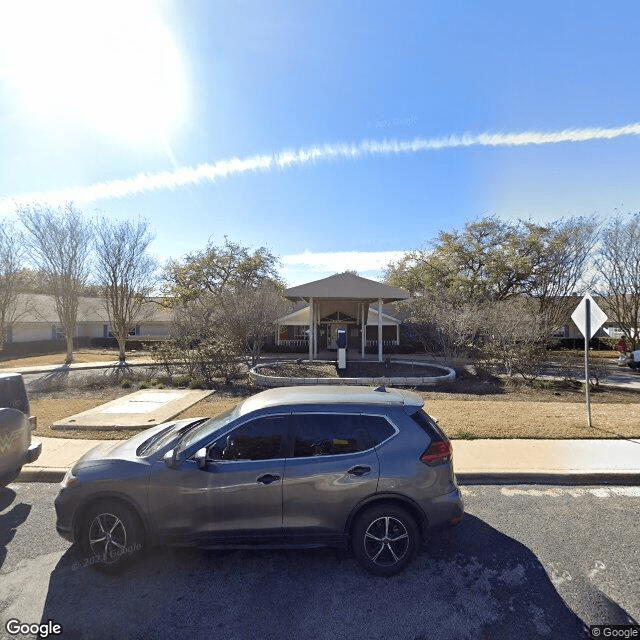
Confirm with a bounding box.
[250,359,456,388]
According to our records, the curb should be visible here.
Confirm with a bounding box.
[16,468,67,483]
[456,471,640,486]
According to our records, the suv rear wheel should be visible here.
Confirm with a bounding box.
[352,505,419,576]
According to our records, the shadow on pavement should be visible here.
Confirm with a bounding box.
[0,486,31,570]
[39,515,589,640]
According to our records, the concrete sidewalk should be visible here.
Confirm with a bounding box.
[16,436,640,485]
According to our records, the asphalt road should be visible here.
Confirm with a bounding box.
[1,483,638,640]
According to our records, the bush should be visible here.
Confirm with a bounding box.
[152,336,243,387]
[172,374,191,388]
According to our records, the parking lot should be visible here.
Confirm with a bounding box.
[2,483,638,639]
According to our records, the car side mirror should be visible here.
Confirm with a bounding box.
[194,447,208,469]
[163,449,181,469]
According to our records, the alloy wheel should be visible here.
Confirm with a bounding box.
[363,515,410,567]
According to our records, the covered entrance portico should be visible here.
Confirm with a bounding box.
[282,272,409,363]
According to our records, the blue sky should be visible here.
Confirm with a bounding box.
[1,0,639,285]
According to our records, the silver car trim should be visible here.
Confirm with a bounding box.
[190,411,401,462]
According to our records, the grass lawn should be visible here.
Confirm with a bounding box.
[5,349,640,441]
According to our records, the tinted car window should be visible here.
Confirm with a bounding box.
[210,415,288,461]
[361,415,396,445]
[292,413,369,457]
[409,408,446,439]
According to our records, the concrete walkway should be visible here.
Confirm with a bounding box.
[17,436,640,485]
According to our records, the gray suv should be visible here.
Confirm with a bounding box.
[55,385,463,576]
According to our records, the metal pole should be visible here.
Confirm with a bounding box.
[585,298,592,428]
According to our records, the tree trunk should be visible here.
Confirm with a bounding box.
[117,337,127,362]
[65,334,74,365]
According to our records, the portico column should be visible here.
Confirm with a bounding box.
[314,302,318,359]
[309,298,314,361]
[361,303,366,359]
[378,298,383,362]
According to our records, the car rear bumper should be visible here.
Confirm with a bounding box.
[425,486,464,528]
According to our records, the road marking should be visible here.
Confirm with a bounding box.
[587,560,606,579]
[460,487,640,498]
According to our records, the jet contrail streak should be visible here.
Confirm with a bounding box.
[2,122,640,213]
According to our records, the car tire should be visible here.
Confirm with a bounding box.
[0,466,22,487]
[80,500,143,573]
[352,505,419,576]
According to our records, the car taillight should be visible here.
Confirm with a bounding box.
[29,416,37,430]
[420,440,452,464]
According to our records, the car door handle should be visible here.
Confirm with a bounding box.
[256,474,281,485]
[347,465,371,477]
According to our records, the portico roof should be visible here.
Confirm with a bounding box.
[284,272,409,303]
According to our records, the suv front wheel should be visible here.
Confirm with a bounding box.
[80,500,143,573]
[352,505,419,576]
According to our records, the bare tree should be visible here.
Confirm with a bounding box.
[163,237,284,370]
[222,281,290,366]
[596,213,640,350]
[0,222,26,351]
[479,299,551,380]
[94,217,157,362]
[18,203,93,364]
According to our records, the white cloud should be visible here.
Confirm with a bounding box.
[281,249,406,272]
[279,249,406,286]
[3,121,640,212]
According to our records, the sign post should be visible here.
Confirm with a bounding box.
[570,295,607,428]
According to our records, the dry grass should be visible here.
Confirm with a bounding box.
[9,349,640,441]
[0,348,152,369]
[418,393,640,440]
[26,382,640,441]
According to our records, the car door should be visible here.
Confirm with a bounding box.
[149,414,289,545]
[283,411,380,542]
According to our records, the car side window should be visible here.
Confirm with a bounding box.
[208,415,288,461]
[292,413,370,457]
[361,415,396,445]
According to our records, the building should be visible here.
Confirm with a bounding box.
[4,294,172,347]
[280,272,409,362]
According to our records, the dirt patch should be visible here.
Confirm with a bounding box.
[257,360,448,378]
[258,362,337,378]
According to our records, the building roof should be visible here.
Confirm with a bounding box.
[12,294,173,324]
[284,272,409,303]
[276,305,400,326]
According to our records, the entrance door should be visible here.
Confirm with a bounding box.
[327,325,347,350]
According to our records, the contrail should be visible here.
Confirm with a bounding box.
[2,121,640,213]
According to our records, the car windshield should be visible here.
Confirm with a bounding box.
[137,418,208,457]
[175,403,241,454]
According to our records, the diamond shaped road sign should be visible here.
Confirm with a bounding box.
[571,294,608,339]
